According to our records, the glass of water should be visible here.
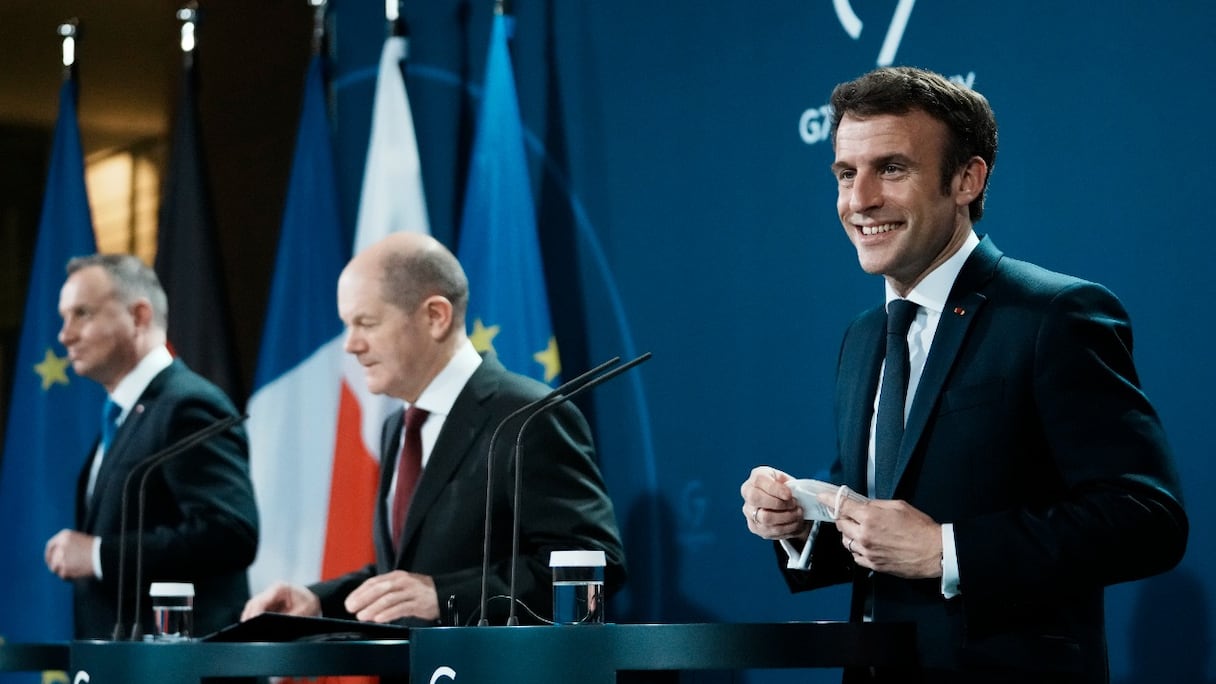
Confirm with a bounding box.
[149,582,194,641]
[549,550,606,625]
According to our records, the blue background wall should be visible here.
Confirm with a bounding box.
[324,2,1212,681]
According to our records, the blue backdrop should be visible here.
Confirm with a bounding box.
[324,2,1213,681]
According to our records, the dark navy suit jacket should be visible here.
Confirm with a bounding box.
[75,359,259,639]
[782,237,1187,683]
[310,354,625,626]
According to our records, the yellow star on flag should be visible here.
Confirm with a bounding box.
[34,347,71,391]
[533,336,561,384]
[469,318,501,354]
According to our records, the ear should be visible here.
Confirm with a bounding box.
[421,295,454,339]
[129,298,155,330]
[955,156,988,208]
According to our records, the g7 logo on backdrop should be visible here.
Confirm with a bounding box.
[799,0,918,146]
[799,69,975,146]
[833,0,917,68]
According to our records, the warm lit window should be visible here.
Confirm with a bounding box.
[85,138,163,264]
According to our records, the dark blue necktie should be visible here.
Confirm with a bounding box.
[101,399,121,452]
[874,299,919,498]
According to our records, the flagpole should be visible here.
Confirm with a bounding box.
[310,0,327,56]
[58,19,79,82]
[177,2,198,67]
[386,0,409,38]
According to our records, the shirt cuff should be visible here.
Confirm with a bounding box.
[941,522,960,598]
[93,536,104,580]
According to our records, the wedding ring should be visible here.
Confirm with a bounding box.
[752,506,761,524]
[848,538,856,554]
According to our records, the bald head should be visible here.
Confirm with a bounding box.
[337,233,471,401]
[347,232,470,323]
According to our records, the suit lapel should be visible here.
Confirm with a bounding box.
[395,359,499,559]
[837,309,885,494]
[376,411,404,560]
[83,363,175,530]
[77,437,98,528]
[890,238,1002,496]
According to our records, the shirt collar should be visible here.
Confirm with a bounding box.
[885,231,980,314]
[109,345,174,418]
[408,338,483,419]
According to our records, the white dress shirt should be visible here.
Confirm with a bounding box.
[384,339,483,518]
[88,345,174,579]
[784,232,979,599]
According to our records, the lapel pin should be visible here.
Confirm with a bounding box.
[953,307,966,316]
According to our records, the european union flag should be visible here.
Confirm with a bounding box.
[0,77,104,648]
[457,12,560,385]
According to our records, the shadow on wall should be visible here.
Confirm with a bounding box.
[616,492,719,625]
[616,493,746,684]
[1116,567,1212,684]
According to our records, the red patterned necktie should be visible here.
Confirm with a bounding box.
[391,406,429,551]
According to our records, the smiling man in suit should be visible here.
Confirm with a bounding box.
[739,67,1187,683]
[242,231,624,627]
[44,253,258,639]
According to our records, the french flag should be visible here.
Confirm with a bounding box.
[246,36,430,594]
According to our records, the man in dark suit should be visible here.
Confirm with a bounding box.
[243,231,624,626]
[44,253,259,639]
[739,67,1187,683]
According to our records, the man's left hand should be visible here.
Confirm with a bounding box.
[344,570,439,623]
[821,494,943,579]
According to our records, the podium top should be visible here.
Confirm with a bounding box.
[203,613,411,642]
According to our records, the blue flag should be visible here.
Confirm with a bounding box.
[252,55,346,392]
[0,77,103,647]
[457,13,560,385]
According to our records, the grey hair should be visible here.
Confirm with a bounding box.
[66,253,169,330]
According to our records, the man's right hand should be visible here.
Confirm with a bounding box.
[740,466,810,541]
[241,582,322,621]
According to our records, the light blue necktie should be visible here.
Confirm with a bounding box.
[101,399,121,451]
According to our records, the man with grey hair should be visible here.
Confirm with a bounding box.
[44,253,258,639]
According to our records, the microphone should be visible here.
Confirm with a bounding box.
[476,356,622,626]
[110,412,248,640]
[506,351,652,625]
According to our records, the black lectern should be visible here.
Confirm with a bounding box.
[63,621,913,683]
[410,622,915,684]
[70,640,410,684]
[0,643,70,673]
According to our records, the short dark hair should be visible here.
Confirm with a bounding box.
[379,241,469,322]
[66,253,169,329]
[830,66,998,221]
